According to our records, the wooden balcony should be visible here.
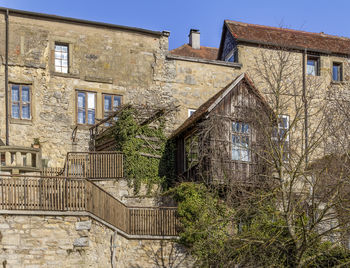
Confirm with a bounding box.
[0,175,179,237]
[0,146,41,174]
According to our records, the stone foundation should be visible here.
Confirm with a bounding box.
[0,215,192,267]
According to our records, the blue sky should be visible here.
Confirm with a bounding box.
[1,0,349,50]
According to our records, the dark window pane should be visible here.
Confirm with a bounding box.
[12,85,20,101]
[88,110,95,125]
[12,103,20,118]
[104,95,112,111]
[78,109,85,124]
[22,86,30,102]
[113,96,121,108]
[78,92,86,108]
[22,104,30,119]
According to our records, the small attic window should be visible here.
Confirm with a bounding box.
[225,48,238,63]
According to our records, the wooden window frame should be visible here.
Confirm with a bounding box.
[9,84,32,121]
[76,90,96,126]
[332,62,343,82]
[102,94,122,119]
[54,42,69,74]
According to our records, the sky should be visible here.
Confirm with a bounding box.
[1,0,350,50]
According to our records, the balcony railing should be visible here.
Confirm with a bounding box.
[42,152,123,179]
[0,146,41,174]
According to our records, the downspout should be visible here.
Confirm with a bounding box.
[4,9,9,146]
[302,48,308,165]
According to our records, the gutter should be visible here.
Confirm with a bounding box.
[0,7,166,37]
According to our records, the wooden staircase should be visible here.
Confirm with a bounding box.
[0,175,178,237]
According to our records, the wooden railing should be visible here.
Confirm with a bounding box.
[0,176,85,211]
[0,176,178,237]
[129,207,179,236]
[86,180,129,233]
[41,152,123,179]
[66,152,123,179]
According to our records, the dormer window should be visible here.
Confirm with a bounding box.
[225,48,238,63]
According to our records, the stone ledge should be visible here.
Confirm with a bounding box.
[166,54,242,68]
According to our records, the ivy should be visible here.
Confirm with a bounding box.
[111,106,175,193]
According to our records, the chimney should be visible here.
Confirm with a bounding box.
[189,29,200,49]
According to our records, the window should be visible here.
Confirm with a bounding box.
[54,43,69,73]
[103,94,122,119]
[231,122,250,162]
[307,56,320,76]
[225,48,238,63]
[273,115,290,161]
[77,91,96,125]
[10,84,31,120]
[188,109,196,117]
[332,62,342,81]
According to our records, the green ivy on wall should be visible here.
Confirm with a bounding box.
[111,106,175,193]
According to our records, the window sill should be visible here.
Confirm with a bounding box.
[10,119,33,125]
[331,80,345,85]
[76,124,96,131]
[51,72,80,79]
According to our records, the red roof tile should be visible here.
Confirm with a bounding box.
[225,20,350,55]
[170,44,218,60]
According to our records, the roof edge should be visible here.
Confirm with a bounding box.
[0,7,165,37]
[207,73,244,113]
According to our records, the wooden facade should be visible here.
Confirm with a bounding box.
[173,73,272,185]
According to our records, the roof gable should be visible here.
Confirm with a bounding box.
[172,73,270,138]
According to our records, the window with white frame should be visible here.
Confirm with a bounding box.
[54,43,69,73]
[77,91,96,125]
[231,122,250,162]
[188,109,196,117]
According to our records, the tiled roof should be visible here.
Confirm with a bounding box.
[225,20,350,55]
[171,73,270,138]
[170,44,218,60]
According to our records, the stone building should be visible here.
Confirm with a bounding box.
[0,6,350,268]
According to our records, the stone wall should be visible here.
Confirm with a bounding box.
[0,12,175,167]
[0,214,192,267]
[0,12,245,168]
